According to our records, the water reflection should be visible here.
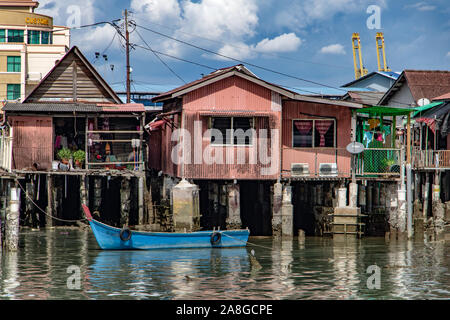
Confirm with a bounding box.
[0,230,449,300]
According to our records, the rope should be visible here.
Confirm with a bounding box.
[15,179,88,223]
[220,232,274,251]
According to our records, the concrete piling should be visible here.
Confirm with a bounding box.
[120,177,131,226]
[272,182,283,238]
[358,184,366,212]
[46,175,53,228]
[5,186,20,251]
[281,185,293,238]
[171,179,200,232]
[349,183,358,208]
[226,183,241,230]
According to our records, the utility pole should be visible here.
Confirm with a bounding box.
[124,9,131,103]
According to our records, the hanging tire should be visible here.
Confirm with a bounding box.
[210,232,221,245]
[120,227,132,242]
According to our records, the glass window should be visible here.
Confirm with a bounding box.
[7,29,24,43]
[210,117,253,145]
[293,120,313,147]
[293,119,335,148]
[0,29,5,43]
[211,117,232,145]
[28,30,40,44]
[7,56,21,72]
[314,120,335,147]
[233,117,253,145]
[7,84,21,100]
[41,31,50,44]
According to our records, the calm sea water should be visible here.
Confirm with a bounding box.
[0,229,449,300]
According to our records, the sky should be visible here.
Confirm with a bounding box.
[36,0,450,94]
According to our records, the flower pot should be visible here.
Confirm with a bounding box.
[61,158,69,165]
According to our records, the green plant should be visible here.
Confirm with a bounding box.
[73,149,86,163]
[57,147,72,161]
[382,158,396,167]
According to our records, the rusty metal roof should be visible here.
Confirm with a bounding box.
[379,70,450,106]
[2,102,101,113]
[98,103,146,112]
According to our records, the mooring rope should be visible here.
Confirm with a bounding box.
[221,232,274,251]
[15,179,88,223]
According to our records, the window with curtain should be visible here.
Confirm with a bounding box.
[0,29,5,43]
[7,56,21,72]
[7,84,20,100]
[28,30,40,44]
[210,117,253,145]
[293,119,335,148]
[7,29,24,43]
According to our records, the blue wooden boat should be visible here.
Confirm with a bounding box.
[82,204,250,250]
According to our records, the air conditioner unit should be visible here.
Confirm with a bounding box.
[319,163,338,177]
[291,163,310,177]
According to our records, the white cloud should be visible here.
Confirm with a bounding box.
[37,0,95,26]
[217,43,255,61]
[319,44,346,55]
[274,0,386,30]
[130,0,182,25]
[254,33,302,53]
[131,0,301,60]
[447,52,450,58]
[405,2,436,11]
[71,24,119,52]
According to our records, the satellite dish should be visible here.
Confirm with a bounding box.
[417,98,430,106]
[346,142,365,154]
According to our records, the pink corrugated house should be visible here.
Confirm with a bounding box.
[147,65,361,236]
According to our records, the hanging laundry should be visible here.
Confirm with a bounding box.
[368,118,380,130]
[375,132,383,142]
[363,131,373,148]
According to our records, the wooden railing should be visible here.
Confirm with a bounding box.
[413,149,450,169]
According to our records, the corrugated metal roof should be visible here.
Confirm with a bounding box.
[98,103,146,112]
[342,71,400,87]
[292,87,374,96]
[432,92,450,101]
[345,91,385,105]
[197,110,271,117]
[379,70,450,106]
[2,102,101,113]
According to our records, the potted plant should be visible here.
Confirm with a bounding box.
[73,150,86,168]
[382,158,399,173]
[57,148,72,165]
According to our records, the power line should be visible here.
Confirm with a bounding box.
[133,44,216,71]
[133,27,186,84]
[133,18,349,70]
[135,23,413,107]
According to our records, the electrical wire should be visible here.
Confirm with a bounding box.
[135,23,414,108]
[133,27,186,84]
[133,44,216,71]
[132,18,349,70]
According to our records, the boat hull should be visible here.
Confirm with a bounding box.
[89,219,250,250]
